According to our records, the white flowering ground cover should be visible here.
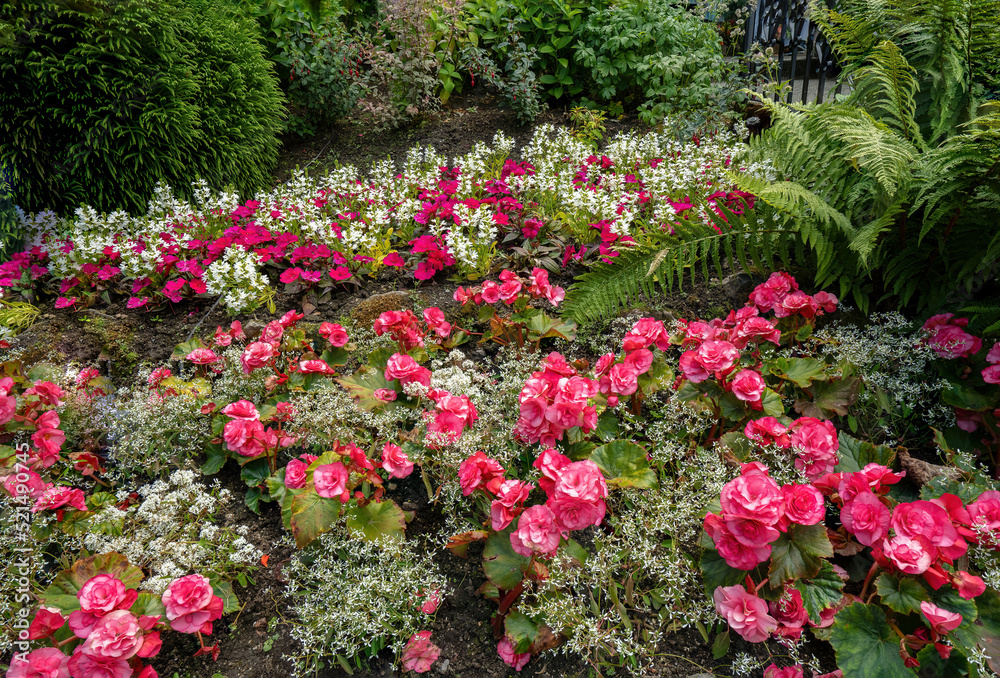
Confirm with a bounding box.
[4,125,1000,678]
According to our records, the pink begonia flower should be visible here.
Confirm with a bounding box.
[720,469,783,526]
[623,318,670,352]
[298,359,335,375]
[696,340,740,372]
[78,575,133,616]
[223,418,266,457]
[841,492,891,547]
[458,451,505,496]
[401,631,440,673]
[384,353,431,387]
[381,443,414,478]
[549,496,606,531]
[422,307,451,338]
[491,479,534,531]
[510,504,563,558]
[725,515,780,548]
[313,462,349,500]
[884,534,937,574]
[80,610,143,660]
[983,365,1000,384]
[892,501,964,560]
[32,425,65,465]
[6,647,70,678]
[713,585,777,643]
[185,348,219,365]
[678,350,710,383]
[744,417,790,447]
[607,362,639,396]
[284,459,309,489]
[777,291,820,319]
[731,369,766,402]
[763,665,804,678]
[240,341,278,374]
[780,484,825,527]
[161,574,223,634]
[920,601,962,636]
[552,460,608,504]
[534,447,570,496]
[704,513,772,569]
[420,589,441,615]
[260,321,284,345]
[594,352,615,376]
[770,588,810,639]
[25,380,64,406]
[790,417,839,479]
[221,400,259,420]
[374,388,398,402]
[952,570,986,599]
[319,322,349,347]
[3,468,52,501]
[28,606,67,640]
[67,649,131,678]
[32,486,87,513]
[497,637,530,671]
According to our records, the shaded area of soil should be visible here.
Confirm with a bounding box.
[273,86,654,183]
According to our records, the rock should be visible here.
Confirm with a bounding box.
[898,448,961,485]
[436,658,450,674]
[721,272,754,303]
[350,291,409,328]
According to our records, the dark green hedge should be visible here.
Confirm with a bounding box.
[0,0,285,215]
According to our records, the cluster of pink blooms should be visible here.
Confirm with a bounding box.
[747,272,838,319]
[8,571,216,678]
[704,462,826,580]
[400,630,440,673]
[453,268,565,308]
[593,317,670,407]
[220,399,296,459]
[743,415,840,479]
[373,308,450,351]
[381,352,478,446]
[513,353,598,447]
[283,440,384,502]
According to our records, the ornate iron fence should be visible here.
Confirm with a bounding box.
[742,0,845,104]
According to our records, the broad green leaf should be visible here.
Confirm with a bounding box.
[835,431,896,472]
[699,547,748,597]
[761,388,785,417]
[337,367,400,411]
[927,586,978,624]
[560,537,588,566]
[590,440,657,489]
[795,560,846,623]
[505,610,539,653]
[169,339,207,361]
[289,491,342,549]
[131,592,166,618]
[319,347,349,367]
[830,603,912,678]
[240,457,270,487]
[201,441,228,475]
[717,431,755,461]
[941,383,996,411]
[794,377,861,419]
[875,573,927,614]
[768,356,828,387]
[213,580,240,614]
[40,552,145,613]
[718,392,748,421]
[915,643,969,677]
[483,529,530,590]
[26,362,61,384]
[712,630,730,659]
[345,500,406,542]
[594,411,620,442]
[768,523,833,586]
[245,487,262,513]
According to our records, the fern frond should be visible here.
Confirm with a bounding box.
[826,105,917,196]
[561,208,795,324]
[846,41,923,145]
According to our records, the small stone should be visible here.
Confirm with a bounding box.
[721,272,754,303]
[436,658,450,674]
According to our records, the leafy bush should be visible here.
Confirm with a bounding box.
[0,0,285,215]
[574,0,730,121]
[731,0,1000,313]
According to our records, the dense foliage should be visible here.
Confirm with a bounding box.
[0,0,285,215]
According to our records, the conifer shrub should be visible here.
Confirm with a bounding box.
[0,0,285,215]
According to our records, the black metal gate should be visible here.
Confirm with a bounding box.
[742,0,846,104]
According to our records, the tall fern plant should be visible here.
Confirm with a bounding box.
[731,0,1000,313]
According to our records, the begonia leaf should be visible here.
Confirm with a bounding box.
[589,440,657,489]
[767,356,828,387]
[915,643,969,677]
[240,457,270,486]
[345,500,406,542]
[795,560,846,623]
[699,547,748,597]
[337,367,401,411]
[131,592,167,618]
[483,529,530,590]
[835,431,896,472]
[213,580,240,614]
[875,573,927,614]
[320,347,350,367]
[830,603,912,678]
[201,441,228,475]
[505,610,539,653]
[289,491,342,549]
[768,523,832,586]
[717,431,755,461]
[761,388,785,417]
[794,377,861,419]
[40,552,145,613]
[445,530,489,558]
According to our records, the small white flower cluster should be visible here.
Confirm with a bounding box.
[283,526,449,677]
[81,469,260,594]
[203,246,271,314]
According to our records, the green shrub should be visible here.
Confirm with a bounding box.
[0,0,285,215]
[574,0,730,122]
